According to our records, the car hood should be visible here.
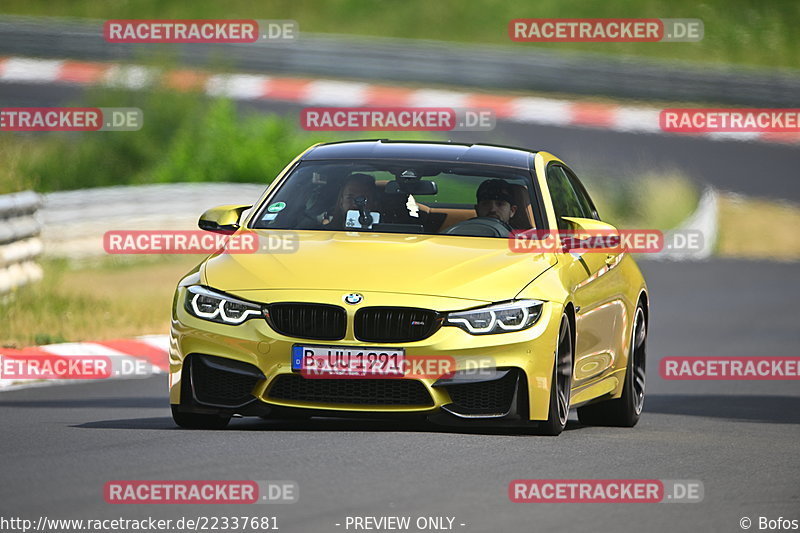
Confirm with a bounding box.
[203,230,556,302]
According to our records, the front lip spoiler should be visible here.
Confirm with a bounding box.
[432,368,512,387]
[441,404,512,419]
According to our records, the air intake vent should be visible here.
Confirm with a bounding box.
[444,370,518,416]
[190,354,264,408]
[268,374,433,406]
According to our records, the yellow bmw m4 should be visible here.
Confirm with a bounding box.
[169,140,649,435]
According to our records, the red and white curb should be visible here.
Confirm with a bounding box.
[1,56,798,145]
[0,334,169,391]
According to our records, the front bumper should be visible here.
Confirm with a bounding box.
[169,288,563,423]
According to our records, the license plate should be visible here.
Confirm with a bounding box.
[291,345,405,378]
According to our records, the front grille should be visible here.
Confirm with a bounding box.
[190,354,264,408]
[267,303,346,340]
[445,370,518,415]
[268,374,433,406]
[354,307,441,343]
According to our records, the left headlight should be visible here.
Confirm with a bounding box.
[184,285,263,325]
[444,300,544,335]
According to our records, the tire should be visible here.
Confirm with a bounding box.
[171,405,231,430]
[534,315,573,436]
[577,304,647,427]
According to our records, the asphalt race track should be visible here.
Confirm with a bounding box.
[1,259,797,533]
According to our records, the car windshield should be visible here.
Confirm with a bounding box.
[251,159,540,237]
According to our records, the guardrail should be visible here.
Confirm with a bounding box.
[0,191,44,293]
[1,16,799,107]
[40,183,265,258]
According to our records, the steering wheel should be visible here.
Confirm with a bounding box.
[295,210,325,229]
[442,216,513,237]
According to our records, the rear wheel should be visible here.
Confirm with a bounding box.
[171,405,231,430]
[535,315,573,436]
[577,304,647,427]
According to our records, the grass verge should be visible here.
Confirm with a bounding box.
[1,256,200,348]
[1,88,336,193]
[583,172,699,230]
[1,0,797,69]
[716,193,800,261]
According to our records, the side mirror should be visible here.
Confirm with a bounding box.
[198,204,252,234]
[561,216,618,233]
[559,216,621,253]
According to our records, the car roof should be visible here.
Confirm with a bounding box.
[303,140,536,169]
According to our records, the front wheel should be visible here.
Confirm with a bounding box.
[534,315,573,436]
[171,406,231,430]
[577,304,647,427]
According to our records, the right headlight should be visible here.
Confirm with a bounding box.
[444,300,544,335]
[184,285,263,325]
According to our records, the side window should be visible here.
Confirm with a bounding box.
[562,167,599,220]
[546,164,589,229]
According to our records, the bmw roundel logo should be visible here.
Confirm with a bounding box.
[343,293,363,305]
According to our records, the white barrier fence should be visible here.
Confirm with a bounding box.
[40,183,264,257]
[0,190,43,293]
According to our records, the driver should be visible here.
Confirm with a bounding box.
[475,179,517,226]
[321,173,379,229]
